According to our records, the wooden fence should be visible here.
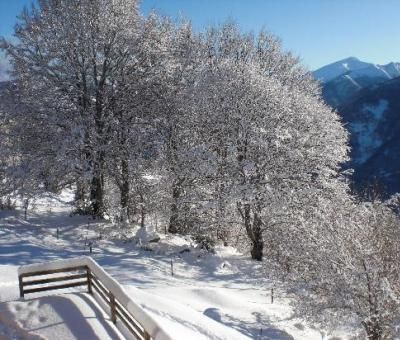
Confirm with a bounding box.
[18,257,170,340]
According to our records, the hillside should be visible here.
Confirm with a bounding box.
[0,189,351,339]
[314,58,400,196]
[338,77,400,195]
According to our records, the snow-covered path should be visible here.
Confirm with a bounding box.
[0,190,339,339]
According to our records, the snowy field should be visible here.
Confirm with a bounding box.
[0,189,351,339]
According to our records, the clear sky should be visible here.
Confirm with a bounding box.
[1,0,400,70]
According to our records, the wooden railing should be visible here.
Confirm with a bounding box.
[18,257,171,340]
[18,265,88,297]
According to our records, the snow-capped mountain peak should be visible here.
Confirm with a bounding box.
[313,57,400,107]
[383,62,400,78]
[313,57,400,84]
[313,57,371,83]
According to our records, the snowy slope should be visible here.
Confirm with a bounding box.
[0,189,358,339]
[383,62,400,78]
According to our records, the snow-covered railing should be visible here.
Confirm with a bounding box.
[18,257,171,340]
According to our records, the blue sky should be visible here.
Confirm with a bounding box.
[1,0,400,70]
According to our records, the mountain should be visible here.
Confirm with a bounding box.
[313,57,400,107]
[336,76,400,196]
[314,57,400,196]
[314,57,371,83]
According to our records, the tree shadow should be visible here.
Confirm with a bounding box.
[202,307,294,339]
[26,293,121,339]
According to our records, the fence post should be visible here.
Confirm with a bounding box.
[144,331,151,340]
[109,292,117,324]
[86,267,92,294]
[18,275,24,298]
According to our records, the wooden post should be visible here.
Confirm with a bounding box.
[23,199,29,221]
[170,259,173,276]
[271,288,274,304]
[86,267,92,294]
[18,275,24,298]
[144,331,151,340]
[109,292,117,324]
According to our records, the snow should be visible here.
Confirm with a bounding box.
[0,189,355,339]
[0,293,125,340]
[382,62,400,78]
[313,57,371,83]
[350,64,391,80]
[376,65,392,79]
[344,74,362,88]
[313,57,400,83]
[124,287,251,340]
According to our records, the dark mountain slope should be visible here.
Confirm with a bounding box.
[338,76,400,196]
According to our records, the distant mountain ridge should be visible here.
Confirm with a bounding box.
[313,57,400,107]
[314,57,400,197]
[314,57,400,83]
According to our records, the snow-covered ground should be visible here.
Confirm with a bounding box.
[0,189,352,339]
[0,289,125,340]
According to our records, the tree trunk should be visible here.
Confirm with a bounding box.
[362,317,383,340]
[90,174,104,217]
[251,211,264,261]
[140,205,145,229]
[139,192,145,229]
[90,151,105,217]
[75,179,88,212]
[168,184,181,234]
[362,261,383,340]
[120,158,130,221]
[241,204,264,261]
[90,69,106,218]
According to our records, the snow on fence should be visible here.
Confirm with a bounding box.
[18,256,172,340]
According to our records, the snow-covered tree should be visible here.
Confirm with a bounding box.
[1,0,139,216]
[191,23,349,260]
[279,198,400,339]
[135,19,207,234]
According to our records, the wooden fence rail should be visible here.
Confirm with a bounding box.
[18,257,169,340]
